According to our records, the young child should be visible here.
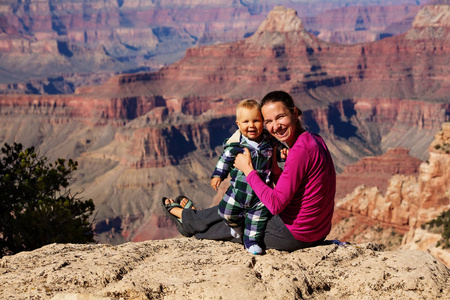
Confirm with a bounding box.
[211,99,284,255]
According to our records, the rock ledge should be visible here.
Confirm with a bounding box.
[0,239,449,299]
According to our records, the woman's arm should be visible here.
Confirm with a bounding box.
[234,148,288,213]
[236,141,309,215]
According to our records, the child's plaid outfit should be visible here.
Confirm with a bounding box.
[213,129,283,249]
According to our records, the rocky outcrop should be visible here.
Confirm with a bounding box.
[336,147,422,199]
[332,123,450,266]
[335,123,450,226]
[411,4,450,28]
[0,240,449,299]
[304,4,421,44]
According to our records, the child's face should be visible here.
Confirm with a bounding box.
[236,107,264,141]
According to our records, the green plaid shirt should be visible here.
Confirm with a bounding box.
[212,130,283,206]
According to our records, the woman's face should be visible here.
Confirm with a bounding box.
[261,101,298,147]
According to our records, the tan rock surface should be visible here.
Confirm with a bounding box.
[401,227,450,267]
[0,239,449,300]
[335,122,450,228]
[332,122,450,266]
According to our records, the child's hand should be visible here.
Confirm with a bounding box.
[280,148,289,160]
[271,146,283,183]
[211,177,222,191]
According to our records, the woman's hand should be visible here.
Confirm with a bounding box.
[234,148,254,176]
[280,148,289,160]
[271,146,283,183]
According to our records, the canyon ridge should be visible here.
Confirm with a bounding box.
[0,0,429,93]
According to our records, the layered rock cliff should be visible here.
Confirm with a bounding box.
[0,240,449,299]
[0,5,449,244]
[332,123,450,266]
[303,4,422,44]
[0,0,427,93]
[336,147,422,199]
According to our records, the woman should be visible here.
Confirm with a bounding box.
[162,91,336,252]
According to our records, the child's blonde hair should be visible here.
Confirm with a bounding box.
[236,99,260,120]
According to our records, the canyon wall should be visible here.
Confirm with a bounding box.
[0,0,427,93]
[331,122,450,266]
[336,147,423,199]
[303,4,422,44]
[0,5,449,244]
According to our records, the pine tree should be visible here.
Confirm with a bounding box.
[0,143,95,257]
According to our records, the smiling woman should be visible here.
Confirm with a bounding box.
[161,91,336,253]
[260,92,303,148]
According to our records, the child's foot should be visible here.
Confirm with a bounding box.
[230,226,244,239]
[246,244,263,255]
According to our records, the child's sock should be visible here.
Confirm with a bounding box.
[230,226,243,239]
[246,244,263,255]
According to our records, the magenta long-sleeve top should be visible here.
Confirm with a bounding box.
[246,131,336,242]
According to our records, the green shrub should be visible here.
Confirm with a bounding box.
[424,210,450,249]
[0,143,95,257]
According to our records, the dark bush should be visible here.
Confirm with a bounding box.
[0,143,95,257]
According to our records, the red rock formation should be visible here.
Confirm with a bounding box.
[336,147,422,199]
[303,5,422,44]
[0,1,427,93]
[97,5,450,110]
[331,122,450,265]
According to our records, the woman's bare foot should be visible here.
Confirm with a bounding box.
[164,198,183,219]
[164,197,196,220]
[179,197,196,210]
